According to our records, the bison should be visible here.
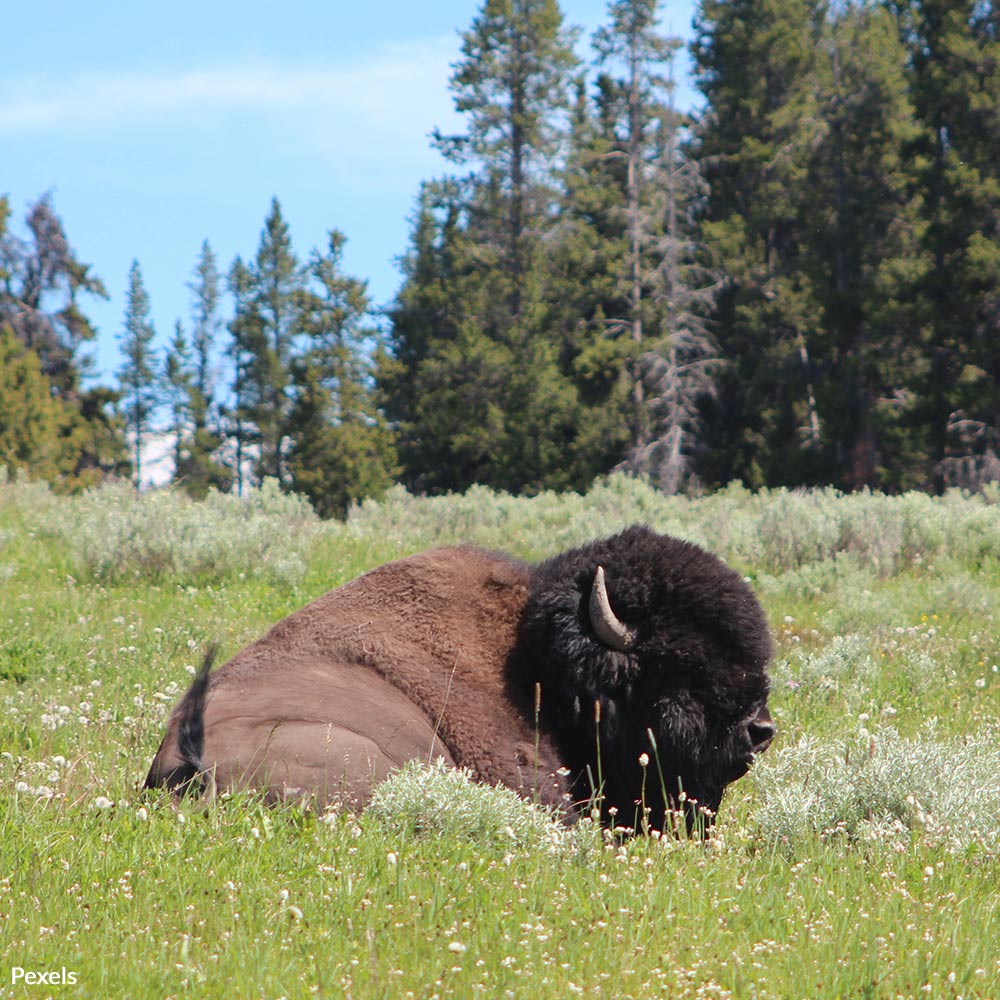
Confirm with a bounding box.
[144,525,774,831]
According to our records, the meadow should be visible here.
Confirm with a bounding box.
[1,472,999,999]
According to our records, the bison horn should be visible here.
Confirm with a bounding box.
[589,566,637,651]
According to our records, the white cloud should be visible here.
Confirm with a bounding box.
[0,37,458,133]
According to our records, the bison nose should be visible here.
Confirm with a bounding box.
[747,705,775,755]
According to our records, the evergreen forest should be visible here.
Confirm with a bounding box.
[2,0,999,512]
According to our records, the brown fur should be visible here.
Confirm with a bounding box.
[145,547,570,808]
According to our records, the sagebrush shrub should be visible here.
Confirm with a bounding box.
[19,477,321,584]
[750,723,1000,852]
[348,475,1000,575]
[9,468,998,583]
[366,759,571,850]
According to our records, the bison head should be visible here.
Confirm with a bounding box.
[513,525,774,832]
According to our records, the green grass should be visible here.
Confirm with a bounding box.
[2,474,999,999]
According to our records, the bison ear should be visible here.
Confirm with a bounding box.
[589,566,638,651]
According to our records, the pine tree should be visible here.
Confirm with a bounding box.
[117,260,159,487]
[0,192,108,393]
[163,321,192,476]
[541,76,636,479]
[383,0,600,494]
[0,192,124,487]
[384,177,606,494]
[173,242,231,497]
[285,231,397,517]
[253,199,302,482]
[286,362,398,518]
[434,0,580,311]
[691,0,828,487]
[380,181,488,493]
[226,199,304,486]
[226,256,259,496]
[801,3,927,489]
[379,182,460,478]
[187,239,222,427]
[903,0,1000,488]
[72,385,130,486]
[0,323,78,482]
[382,183,513,493]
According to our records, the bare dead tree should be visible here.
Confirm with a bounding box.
[621,94,723,494]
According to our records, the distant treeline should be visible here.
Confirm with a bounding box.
[2,0,998,513]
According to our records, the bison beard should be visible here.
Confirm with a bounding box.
[144,525,774,832]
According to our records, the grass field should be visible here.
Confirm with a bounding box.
[2,473,999,999]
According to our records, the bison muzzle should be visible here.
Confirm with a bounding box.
[144,525,774,831]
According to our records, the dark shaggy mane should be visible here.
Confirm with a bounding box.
[508,524,773,818]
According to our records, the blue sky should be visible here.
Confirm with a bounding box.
[3,1,698,385]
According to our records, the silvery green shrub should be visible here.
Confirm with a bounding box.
[367,759,569,850]
[20,478,321,584]
[750,724,1000,852]
[8,466,1000,584]
[347,475,1000,575]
